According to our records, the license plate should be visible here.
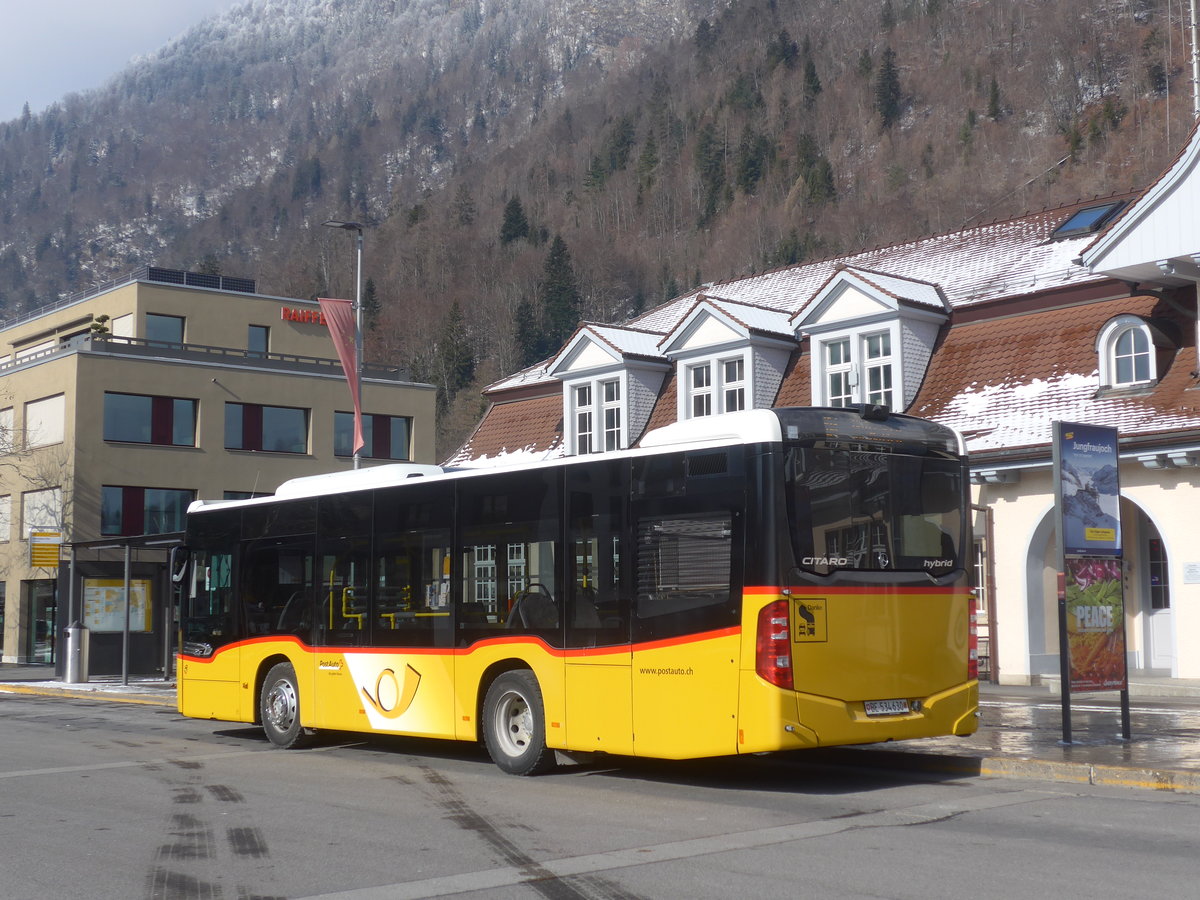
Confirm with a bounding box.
[864,698,910,717]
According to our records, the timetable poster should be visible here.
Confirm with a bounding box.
[84,578,152,632]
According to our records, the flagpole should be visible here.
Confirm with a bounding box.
[353,226,364,470]
[322,219,367,470]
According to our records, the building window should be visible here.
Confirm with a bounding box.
[824,339,853,407]
[102,486,195,536]
[248,325,270,356]
[1097,315,1160,389]
[24,395,66,448]
[569,379,624,455]
[0,407,12,453]
[145,313,185,345]
[1113,327,1151,385]
[689,364,713,417]
[21,487,61,538]
[104,393,196,446]
[225,403,308,454]
[334,412,411,459]
[864,332,894,408]
[574,384,594,454]
[602,379,622,451]
[722,357,745,412]
[818,330,897,409]
[0,495,10,542]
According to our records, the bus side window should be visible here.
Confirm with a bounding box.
[565,460,629,649]
[182,550,236,654]
[457,468,562,647]
[240,539,315,642]
[633,511,739,643]
[373,531,451,648]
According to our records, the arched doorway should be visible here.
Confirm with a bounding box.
[1021,498,1172,680]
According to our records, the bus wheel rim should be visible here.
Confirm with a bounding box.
[266,679,298,732]
[495,690,533,757]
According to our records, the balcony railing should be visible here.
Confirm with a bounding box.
[0,266,258,331]
[0,334,411,382]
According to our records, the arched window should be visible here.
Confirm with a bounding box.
[1113,326,1151,384]
[1096,315,1159,389]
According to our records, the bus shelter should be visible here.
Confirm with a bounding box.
[57,533,183,682]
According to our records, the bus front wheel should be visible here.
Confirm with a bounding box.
[260,662,310,749]
[482,670,556,776]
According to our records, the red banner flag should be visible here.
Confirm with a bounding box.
[318,297,364,455]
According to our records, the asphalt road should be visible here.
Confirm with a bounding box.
[3,690,1199,899]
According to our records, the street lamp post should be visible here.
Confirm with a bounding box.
[321,219,365,469]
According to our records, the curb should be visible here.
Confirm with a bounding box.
[0,682,175,707]
[831,746,1200,794]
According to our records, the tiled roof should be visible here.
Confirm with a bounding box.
[912,294,1199,454]
[488,196,1125,395]
[442,393,565,466]
[453,195,1192,466]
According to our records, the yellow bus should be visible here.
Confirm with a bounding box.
[175,406,978,774]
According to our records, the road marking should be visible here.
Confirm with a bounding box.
[302,791,1046,899]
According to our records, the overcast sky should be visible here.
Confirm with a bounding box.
[0,0,246,124]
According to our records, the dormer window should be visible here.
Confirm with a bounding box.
[571,377,624,454]
[796,267,949,415]
[817,330,895,409]
[1113,326,1151,384]
[602,379,622,450]
[689,364,713,417]
[825,338,853,406]
[1096,314,1174,390]
[574,384,594,453]
[682,354,753,419]
[723,358,745,411]
[864,332,894,407]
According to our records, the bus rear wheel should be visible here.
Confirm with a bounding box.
[482,670,556,776]
[260,662,310,749]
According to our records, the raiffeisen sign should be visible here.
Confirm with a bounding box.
[280,306,327,325]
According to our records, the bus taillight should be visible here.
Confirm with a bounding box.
[968,592,979,681]
[756,599,794,690]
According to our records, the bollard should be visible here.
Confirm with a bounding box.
[65,621,90,684]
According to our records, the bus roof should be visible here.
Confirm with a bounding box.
[186,407,962,515]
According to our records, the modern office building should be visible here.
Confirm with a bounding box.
[0,266,436,666]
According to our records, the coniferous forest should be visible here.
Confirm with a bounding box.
[0,0,1195,455]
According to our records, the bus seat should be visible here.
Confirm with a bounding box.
[507,586,558,629]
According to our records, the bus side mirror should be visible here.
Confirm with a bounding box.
[169,545,192,584]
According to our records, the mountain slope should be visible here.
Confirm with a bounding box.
[0,0,1193,454]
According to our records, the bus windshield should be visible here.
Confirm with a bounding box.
[788,448,964,576]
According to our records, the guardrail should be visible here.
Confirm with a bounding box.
[0,266,259,331]
[0,334,410,382]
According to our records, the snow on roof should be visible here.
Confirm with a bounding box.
[840,266,946,310]
[483,198,1130,410]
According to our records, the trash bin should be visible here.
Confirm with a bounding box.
[65,621,89,684]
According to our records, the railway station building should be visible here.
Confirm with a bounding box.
[449,125,1200,687]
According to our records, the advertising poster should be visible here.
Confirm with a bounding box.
[83,578,152,632]
[1055,422,1121,556]
[1065,557,1128,692]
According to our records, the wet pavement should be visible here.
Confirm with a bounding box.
[3,665,1199,792]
